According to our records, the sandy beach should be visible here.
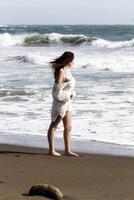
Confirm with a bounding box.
[0,144,134,200]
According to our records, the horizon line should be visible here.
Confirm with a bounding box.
[0,23,134,26]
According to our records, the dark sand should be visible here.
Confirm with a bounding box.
[0,144,134,200]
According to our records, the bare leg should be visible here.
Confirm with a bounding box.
[62,111,79,156]
[47,115,62,156]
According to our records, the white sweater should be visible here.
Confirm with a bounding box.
[52,80,76,103]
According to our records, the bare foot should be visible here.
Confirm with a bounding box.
[64,151,79,157]
[48,150,61,156]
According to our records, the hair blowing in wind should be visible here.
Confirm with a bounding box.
[49,51,74,78]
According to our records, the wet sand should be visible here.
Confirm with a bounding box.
[0,144,134,200]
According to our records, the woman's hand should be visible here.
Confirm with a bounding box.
[70,94,73,99]
[70,91,76,99]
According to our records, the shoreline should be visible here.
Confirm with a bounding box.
[0,143,134,200]
[0,131,134,157]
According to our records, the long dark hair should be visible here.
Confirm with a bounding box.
[49,51,74,79]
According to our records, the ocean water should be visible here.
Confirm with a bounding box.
[0,25,134,150]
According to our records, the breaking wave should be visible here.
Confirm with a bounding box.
[0,32,134,49]
[23,33,96,45]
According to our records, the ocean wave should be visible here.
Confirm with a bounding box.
[0,33,22,46]
[0,89,35,97]
[0,32,95,46]
[6,54,47,65]
[23,33,96,45]
[1,32,134,48]
[6,56,32,63]
[92,38,134,48]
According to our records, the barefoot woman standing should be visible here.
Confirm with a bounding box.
[47,51,78,156]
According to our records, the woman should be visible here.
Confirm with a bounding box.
[47,51,79,156]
